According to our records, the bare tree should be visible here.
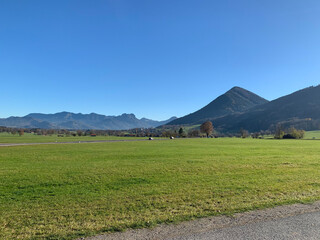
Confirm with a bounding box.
[188,129,200,138]
[240,128,249,138]
[274,124,284,139]
[200,121,214,138]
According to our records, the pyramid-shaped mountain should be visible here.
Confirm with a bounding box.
[167,87,268,125]
[213,85,320,132]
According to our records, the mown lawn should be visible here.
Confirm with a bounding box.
[0,132,145,143]
[1,138,320,239]
[304,130,320,139]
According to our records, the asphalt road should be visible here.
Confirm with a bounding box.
[170,211,320,240]
[84,201,320,240]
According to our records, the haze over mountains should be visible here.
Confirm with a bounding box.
[0,112,177,130]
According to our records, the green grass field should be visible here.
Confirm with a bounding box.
[0,132,145,143]
[1,138,320,239]
[304,130,320,139]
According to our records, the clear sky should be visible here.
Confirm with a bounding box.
[1,0,320,120]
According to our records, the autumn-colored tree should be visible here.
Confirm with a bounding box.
[200,121,214,137]
[18,129,24,136]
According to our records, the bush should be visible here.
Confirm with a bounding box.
[276,127,305,139]
[287,127,305,139]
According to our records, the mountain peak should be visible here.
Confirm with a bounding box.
[167,87,268,125]
[120,113,136,119]
[228,86,243,91]
[213,84,320,132]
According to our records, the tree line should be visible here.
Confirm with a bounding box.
[0,122,306,139]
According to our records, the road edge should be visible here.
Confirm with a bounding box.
[82,200,320,240]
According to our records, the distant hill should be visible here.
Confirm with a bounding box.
[0,112,177,130]
[167,87,268,125]
[0,116,54,129]
[213,85,320,132]
[3,85,319,133]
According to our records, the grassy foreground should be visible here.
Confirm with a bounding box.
[0,132,145,143]
[1,138,320,239]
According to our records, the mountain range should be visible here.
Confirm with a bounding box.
[212,85,320,132]
[2,85,320,132]
[167,85,320,133]
[0,112,177,130]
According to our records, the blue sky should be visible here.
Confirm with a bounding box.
[1,0,320,120]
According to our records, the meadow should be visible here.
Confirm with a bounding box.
[1,138,320,239]
[304,130,320,139]
[0,132,144,143]
[1,129,319,144]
